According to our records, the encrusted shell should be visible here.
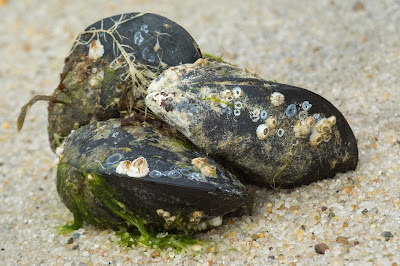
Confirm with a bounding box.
[57,119,252,233]
[45,12,202,152]
[145,58,358,187]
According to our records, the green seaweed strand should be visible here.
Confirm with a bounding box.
[87,172,206,251]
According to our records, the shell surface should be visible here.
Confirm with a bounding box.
[57,119,252,233]
[146,58,359,187]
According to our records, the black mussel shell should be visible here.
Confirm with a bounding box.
[145,58,359,188]
[42,12,201,151]
[57,119,252,233]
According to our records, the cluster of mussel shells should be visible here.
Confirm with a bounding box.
[19,12,358,237]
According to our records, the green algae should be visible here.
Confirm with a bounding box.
[202,97,234,107]
[202,53,225,63]
[57,164,208,251]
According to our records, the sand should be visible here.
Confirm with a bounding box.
[1,0,399,265]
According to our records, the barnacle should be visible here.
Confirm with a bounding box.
[233,86,243,98]
[192,157,217,178]
[260,109,269,120]
[285,103,297,117]
[250,109,261,122]
[266,116,277,130]
[310,131,324,147]
[88,39,104,60]
[256,124,270,140]
[270,92,285,107]
[127,157,150,177]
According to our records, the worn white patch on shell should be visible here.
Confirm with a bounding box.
[270,92,285,107]
[197,222,207,231]
[150,92,175,106]
[147,69,180,94]
[207,216,223,227]
[88,39,104,60]
[126,157,150,178]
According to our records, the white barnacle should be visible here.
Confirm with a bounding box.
[313,113,321,121]
[304,116,315,128]
[126,157,150,178]
[89,78,97,86]
[315,118,332,135]
[266,116,277,130]
[233,86,243,98]
[294,117,315,138]
[149,170,162,178]
[328,116,336,126]
[165,216,176,224]
[277,128,285,137]
[285,104,297,117]
[234,101,243,109]
[310,132,323,147]
[162,211,171,218]
[270,92,285,107]
[222,90,234,102]
[299,111,308,121]
[260,109,269,120]
[294,121,305,138]
[189,211,204,223]
[88,39,104,60]
[256,124,270,140]
[250,109,261,122]
[302,101,312,111]
[116,160,131,175]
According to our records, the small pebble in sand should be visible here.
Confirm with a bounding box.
[315,243,329,254]
[336,236,349,245]
[151,251,160,258]
[382,231,393,241]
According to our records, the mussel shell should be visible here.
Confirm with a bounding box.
[78,12,201,67]
[145,59,359,187]
[57,119,252,232]
[48,12,201,152]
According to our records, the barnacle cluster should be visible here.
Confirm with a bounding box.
[270,92,285,107]
[116,157,150,177]
[309,116,337,147]
[191,157,217,178]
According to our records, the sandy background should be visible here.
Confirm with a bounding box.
[1,0,400,265]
